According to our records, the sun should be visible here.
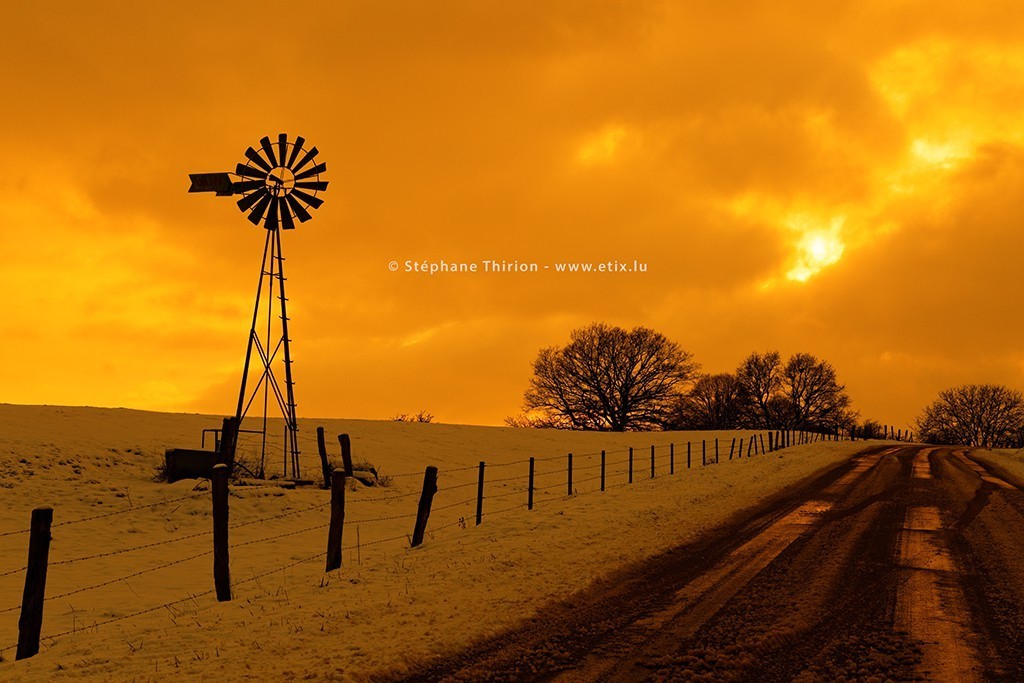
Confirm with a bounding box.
[787,230,845,283]
[808,236,830,261]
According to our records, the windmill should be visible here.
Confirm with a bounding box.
[188,134,328,479]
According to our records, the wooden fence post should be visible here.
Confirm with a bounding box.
[768,431,774,452]
[218,416,240,471]
[628,447,634,483]
[16,507,52,661]
[600,450,606,491]
[702,440,706,466]
[212,464,231,602]
[687,441,692,469]
[715,438,719,463]
[759,433,766,455]
[528,457,535,510]
[729,438,735,460]
[411,466,438,547]
[670,443,675,475]
[316,426,332,489]
[748,437,754,457]
[476,461,485,526]
[326,470,346,572]
[567,452,574,496]
[650,445,655,479]
[738,438,744,460]
[337,434,355,476]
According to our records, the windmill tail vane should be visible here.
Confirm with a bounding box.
[188,133,328,231]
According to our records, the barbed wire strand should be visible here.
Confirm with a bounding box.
[430,497,479,513]
[0,549,215,615]
[437,480,478,492]
[481,503,527,517]
[0,565,26,579]
[0,491,211,539]
[36,586,218,645]
[47,499,333,567]
[348,489,422,503]
[481,488,527,502]
[52,491,209,529]
[485,473,528,484]
[48,528,214,567]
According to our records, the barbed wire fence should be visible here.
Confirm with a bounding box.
[0,424,895,663]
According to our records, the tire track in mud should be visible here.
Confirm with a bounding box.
[395,447,898,682]
[551,450,898,683]
[933,448,1024,682]
[397,445,1024,682]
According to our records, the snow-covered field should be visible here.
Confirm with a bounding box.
[0,404,874,681]
[972,448,1024,486]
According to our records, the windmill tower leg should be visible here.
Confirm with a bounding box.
[274,227,301,480]
[236,227,273,420]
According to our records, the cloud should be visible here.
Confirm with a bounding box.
[3,1,1024,427]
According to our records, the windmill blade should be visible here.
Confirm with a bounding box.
[235,163,268,180]
[237,187,268,211]
[244,146,272,172]
[278,133,288,168]
[286,136,305,168]
[294,180,329,192]
[260,136,279,168]
[278,197,295,230]
[264,194,280,230]
[290,188,324,209]
[294,161,326,181]
[291,146,319,174]
[247,193,273,225]
[285,193,313,222]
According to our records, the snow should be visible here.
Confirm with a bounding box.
[973,448,1024,486]
[0,404,870,680]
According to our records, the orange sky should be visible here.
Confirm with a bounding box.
[4,1,1024,430]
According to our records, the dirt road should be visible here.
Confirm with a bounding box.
[399,445,1024,682]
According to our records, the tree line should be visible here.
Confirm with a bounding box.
[507,322,1024,448]
[506,323,858,433]
[916,384,1024,448]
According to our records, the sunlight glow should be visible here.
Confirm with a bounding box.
[786,217,846,283]
[577,125,627,164]
[910,138,968,169]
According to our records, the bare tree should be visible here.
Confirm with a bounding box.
[510,323,699,431]
[671,373,743,429]
[735,351,783,428]
[780,352,856,431]
[916,384,1024,447]
[856,418,885,440]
